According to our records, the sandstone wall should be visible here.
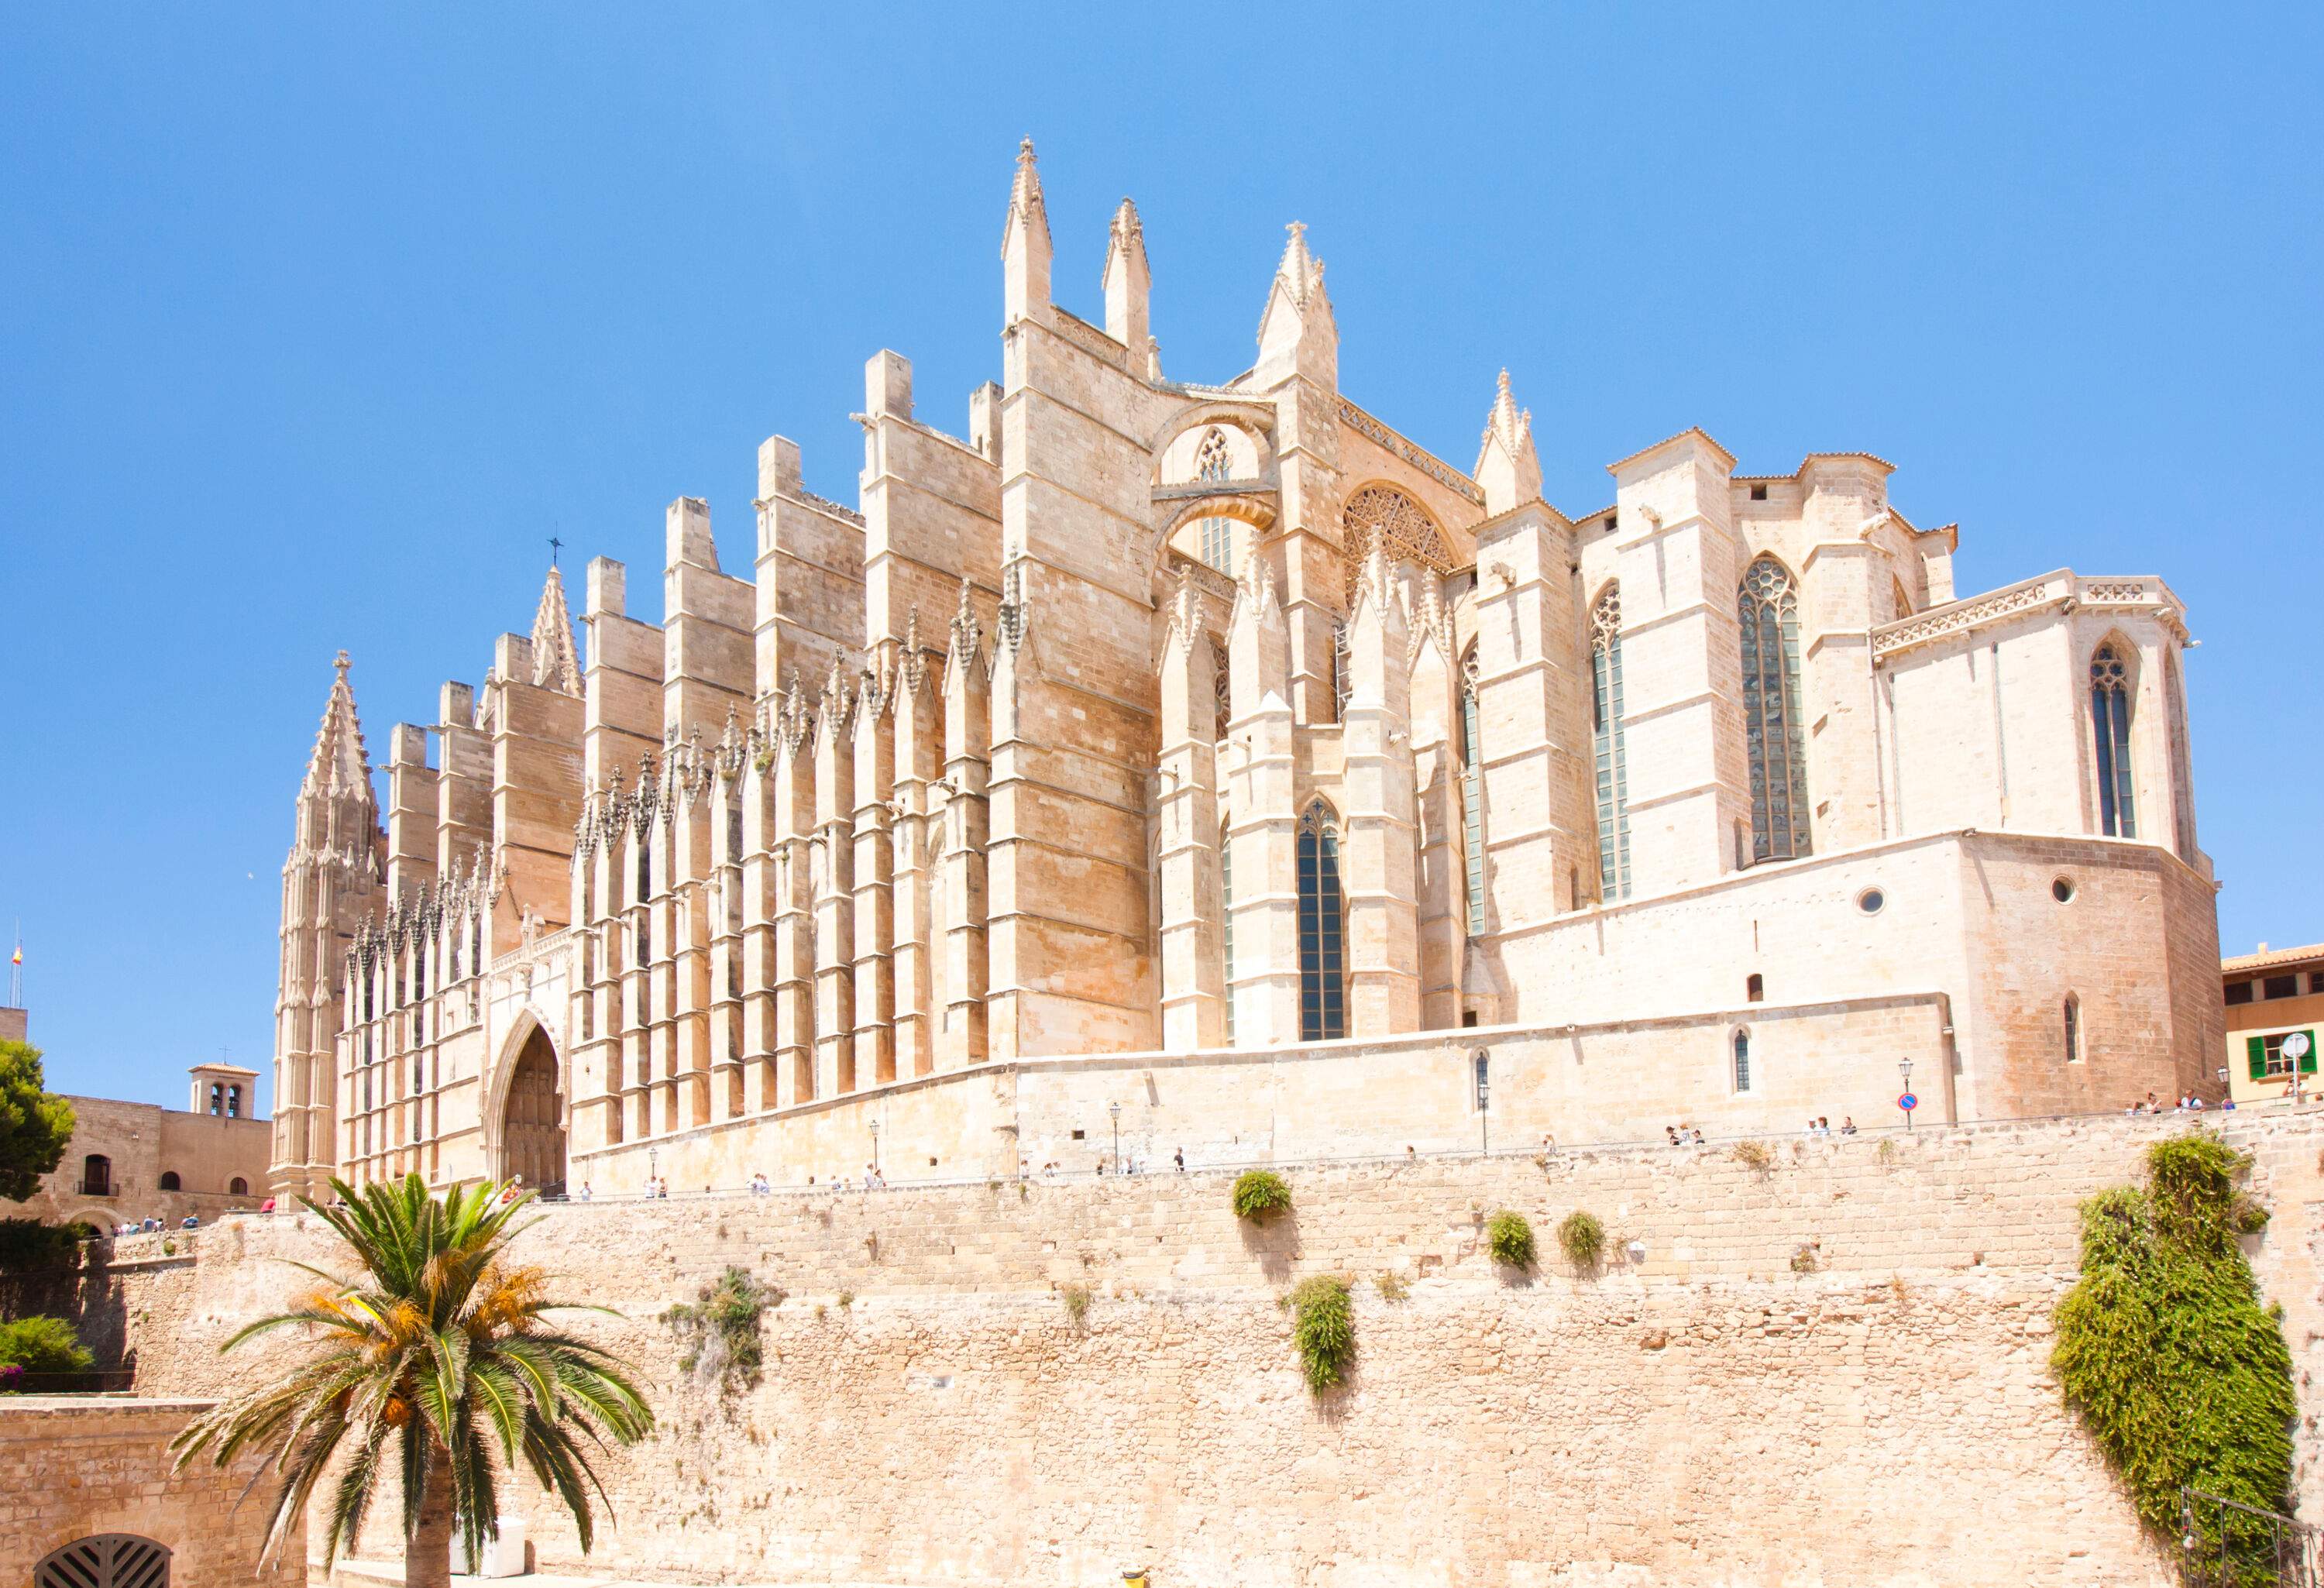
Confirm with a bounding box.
[107,1110,2324,1587]
[0,1396,304,1586]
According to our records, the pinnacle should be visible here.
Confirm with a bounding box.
[529,563,582,696]
[303,650,372,801]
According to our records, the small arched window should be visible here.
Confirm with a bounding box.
[1459,647,1487,937]
[230,1177,249,1196]
[1732,1029,1752,1093]
[2063,994,2082,1064]
[157,1171,180,1191]
[226,1085,242,1119]
[1297,801,1347,1041]
[1746,973,1764,1004]
[1590,585,1632,900]
[1738,556,1810,862]
[208,1084,222,1116]
[81,1154,111,1197]
[2091,643,2137,838]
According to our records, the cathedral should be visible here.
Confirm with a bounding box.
[270,143,2221,1199]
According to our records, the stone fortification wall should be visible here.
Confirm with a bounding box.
[0,1397,304,1586]
[107,1111,2324,1587]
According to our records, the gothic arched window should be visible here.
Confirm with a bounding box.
[1731,1029,1752,1093]
[1219,806,1236,1044]
[1738,556,1811,862]
[1297,801,1347,1040]
[2091,642,2137,838]
[1195,428,1235,576]
[1590,585,1632,901]
[1459,647,1487,936]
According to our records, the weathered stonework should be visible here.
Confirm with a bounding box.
[106,1110,2324,1586]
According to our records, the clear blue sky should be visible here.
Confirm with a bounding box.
[3,5,2318,1111]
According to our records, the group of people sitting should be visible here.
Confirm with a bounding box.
[2129,1091,2226,1115]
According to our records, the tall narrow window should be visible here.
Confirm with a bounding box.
[1738,556,1811,862]
[1211,637,1232,743]
[637,830,653,901]
[1590,585,1632,900]
[1297,801,1346,1040]
[1459,655,1487,936]
[2164,647,2196,858]
[1220,809,1236,1044]
[2091,643,2137,837]
[1195,427,1235,576]
[1732,1029,1752,1092]
[2063,994,2082,1063]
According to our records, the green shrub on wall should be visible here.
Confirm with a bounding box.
[1287,1275,1353,1394]
[2052,1136,2294,1576]
[663,1266,781,1393]
[1232,1170,1292,1220]
[1556,1211,1605,1273]
[1486,1211,1535,1269]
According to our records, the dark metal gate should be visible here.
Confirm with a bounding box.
[2182,1488,2322,1586]
[33,1534,171,1588]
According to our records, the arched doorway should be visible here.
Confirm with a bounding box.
[500,1025,566,1195]
[37,1535,170,1587]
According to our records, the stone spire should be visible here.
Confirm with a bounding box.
[529,564,583,696]
[302,651,372,800]
[1103,195,1151,356]
[1256,221,1337,387]
[1473,368,1543,514]
[1002,136,1052,325]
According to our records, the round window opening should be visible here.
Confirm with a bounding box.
[1857,889,1886,916]
[2052,878,2075,903]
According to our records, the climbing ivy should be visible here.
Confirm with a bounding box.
[2052,1135,2293,1576]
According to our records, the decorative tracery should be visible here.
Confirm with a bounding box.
[1340,484,1451,600]
[1738,556,1811,863]
[2091,641,2137,837]
[1590,585,1631,902]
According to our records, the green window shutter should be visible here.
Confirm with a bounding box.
[2303,1031,2319,1075]
[2249,1035,2268,1081]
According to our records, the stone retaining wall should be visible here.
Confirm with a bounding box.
[98,1109,2324,1586]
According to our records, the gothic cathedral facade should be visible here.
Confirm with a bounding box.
[271,145,2220,1198]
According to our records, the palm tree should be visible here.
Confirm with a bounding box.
[171,1174,653,1588]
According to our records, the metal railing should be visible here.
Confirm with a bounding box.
[2182,1488,2322,1586]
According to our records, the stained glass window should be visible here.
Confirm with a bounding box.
[1298,801,1346,1040]
[1738,556,1811,862]
[1590,585,1631,901]
[2091,643,2136,838]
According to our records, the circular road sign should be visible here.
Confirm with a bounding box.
[1897,1092,1918,1111]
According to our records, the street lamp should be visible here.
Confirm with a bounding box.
[1109,1100,1122,1174]
[1898,1057,1916,1133]
[869,1119,881,1179]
